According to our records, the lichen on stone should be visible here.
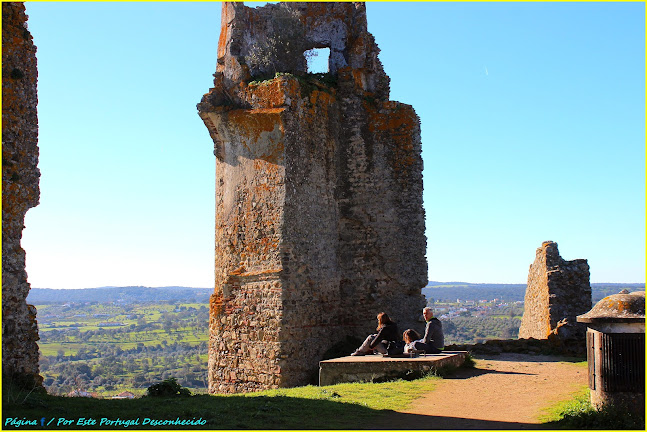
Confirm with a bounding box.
[198,2,426,393]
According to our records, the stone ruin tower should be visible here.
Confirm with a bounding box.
[2,2,43,386]
[519,241,592,340]
[198,2,427,393]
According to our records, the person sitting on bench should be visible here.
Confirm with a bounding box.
[410,307,444,354]
[351,312,399,356]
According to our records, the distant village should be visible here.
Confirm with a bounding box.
[433,298,524,320]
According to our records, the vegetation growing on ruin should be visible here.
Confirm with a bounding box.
[248,72,338,95]
[294,72,338,97]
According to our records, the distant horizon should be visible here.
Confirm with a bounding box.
[31,280,646,290]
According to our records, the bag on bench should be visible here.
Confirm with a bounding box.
[386,340,405,356]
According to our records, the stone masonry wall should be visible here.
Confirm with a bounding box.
[2,2,42,385]
[518,241,591,340]
[198,2,426,393]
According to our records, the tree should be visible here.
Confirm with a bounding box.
[76,347,88,359]
[146,377,191,397]
[503,326,519,339]
[163,319,173,334]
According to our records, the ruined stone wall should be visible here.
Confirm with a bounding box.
[518,241,591,340]
[199,2,426,393]
[2,2,42,385]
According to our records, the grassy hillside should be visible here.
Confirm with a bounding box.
[36,301,209,396]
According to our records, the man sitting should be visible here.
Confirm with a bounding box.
[409,307,444,354]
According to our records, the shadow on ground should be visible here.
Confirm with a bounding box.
[2,390,551,430]
[473,352,586,363]
[442,366,537,380]
[376,411,547,430]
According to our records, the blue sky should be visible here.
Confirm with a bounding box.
[22,2,645,288]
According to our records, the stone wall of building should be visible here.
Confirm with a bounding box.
[198,2,427,393]
[518,241,591,340]
[2,2,42,385]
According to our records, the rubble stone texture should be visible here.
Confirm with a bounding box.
[518,241,591,340]
[198,2,427,393]
[2,2,42,385]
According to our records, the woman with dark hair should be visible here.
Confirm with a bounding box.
[351,312,399,356]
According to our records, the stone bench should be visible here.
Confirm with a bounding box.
[319,351,469,386]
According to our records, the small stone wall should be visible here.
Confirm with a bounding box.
[319,352,468,386]
[518,241,591,340]
[446,337,587,358]
[2,2,42,385]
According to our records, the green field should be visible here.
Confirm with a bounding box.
[36,301,209,396]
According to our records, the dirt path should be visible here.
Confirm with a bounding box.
[379,353,587,430]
